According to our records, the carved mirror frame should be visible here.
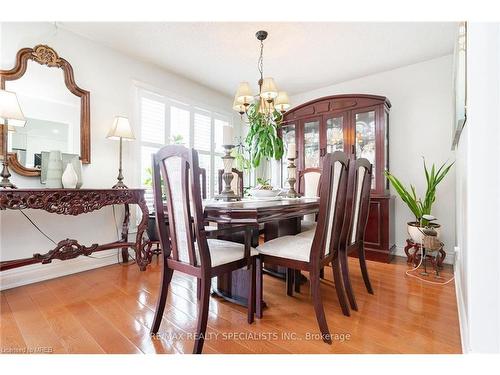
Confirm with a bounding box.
[0,45,90,177]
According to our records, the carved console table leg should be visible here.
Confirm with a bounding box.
[121,204,131,263]
[134,198,150,271]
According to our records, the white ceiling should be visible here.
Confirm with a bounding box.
[60,22,457,97]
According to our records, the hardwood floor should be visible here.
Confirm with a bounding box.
[0,256,461,354]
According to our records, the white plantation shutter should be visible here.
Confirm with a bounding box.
[140,94,166,211]
[137,88,232,202]
[170,106,190,144]
[141,146,160,210]
[141,97,165,143]
[194,112,211,152]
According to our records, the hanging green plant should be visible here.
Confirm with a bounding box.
[244,101,284,168]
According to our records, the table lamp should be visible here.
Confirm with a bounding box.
[0,90,26,189]
[107,116,135,189]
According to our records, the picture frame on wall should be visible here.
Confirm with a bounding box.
[452,21,467,149]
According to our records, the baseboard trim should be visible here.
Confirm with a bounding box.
[454,260,469,353]
[0,250,120,291]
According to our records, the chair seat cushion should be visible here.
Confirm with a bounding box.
[297,228,315,241]
[197,239,258,267]
[256,235,312,262]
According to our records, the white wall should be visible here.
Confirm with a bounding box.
[0,22,233,290]
[454,22,500,354]
[291,55,456,261]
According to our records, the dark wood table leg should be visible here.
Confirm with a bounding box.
[121,204,130,263]
[214,226,260,307]
[214,218,308,306]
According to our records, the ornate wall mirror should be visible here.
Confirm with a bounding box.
[0,45,90,177]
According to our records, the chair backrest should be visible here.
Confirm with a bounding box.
[298,168,322,197]
[152,145,210,268]
[199,168,207,199]
[310,152,350,263]
[218,168,244,198]
[346,158,373,246]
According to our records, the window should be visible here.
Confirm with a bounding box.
[137,88,232,205]
[170,105,190,145]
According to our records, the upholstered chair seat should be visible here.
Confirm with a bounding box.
[201,239,258,267]
[256,235,312,262]
[296,227,315,241]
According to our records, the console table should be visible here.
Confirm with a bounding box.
[0,189,151,271]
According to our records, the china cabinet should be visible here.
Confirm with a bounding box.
[282,94,395,262]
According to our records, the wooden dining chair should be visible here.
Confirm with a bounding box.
[298,167,322,232]
[218,168,244,198]
[298,167,322,197]
[150,145,257,354]
[256,151,351,343]
[143,167,209,256]
[199,167,207,199]
[338,158,374,312]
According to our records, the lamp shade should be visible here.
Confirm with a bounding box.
[274,91,290,112]
[232,97,246,114]
[260,77,278,101]
[235,82,254,105]
[107,116,135,141]
[0,90,26,127]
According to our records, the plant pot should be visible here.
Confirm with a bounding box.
[407,221,441,243]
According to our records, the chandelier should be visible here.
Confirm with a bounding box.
[232,30,290,119]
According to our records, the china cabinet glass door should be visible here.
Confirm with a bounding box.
[302,118,321,169]
[354,109,377,189]
[325,112,350,158]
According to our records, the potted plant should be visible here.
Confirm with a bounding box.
[384,159,454,243]
[244,102,284,168]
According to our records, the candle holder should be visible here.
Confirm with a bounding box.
[216,145,240,202]
[286,157,299,198]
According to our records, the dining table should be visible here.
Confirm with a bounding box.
[203,196,320,307]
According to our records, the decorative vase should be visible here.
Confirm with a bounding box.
[407,221,441,243]
[46,151,63,188]
[62,163,78,189]
[70,156,83,188]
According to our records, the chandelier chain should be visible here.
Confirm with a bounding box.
[258,39,264,86]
